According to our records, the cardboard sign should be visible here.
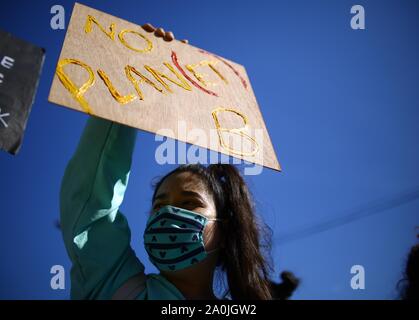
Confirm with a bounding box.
[0,30,44,155]
[48,3,280,171]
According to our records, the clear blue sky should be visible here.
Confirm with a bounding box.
[0,0,418,299]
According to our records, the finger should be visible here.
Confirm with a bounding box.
[141,23,156,33]
[154,27,165,38]
[180,39,189,44]
[163,31,175,42]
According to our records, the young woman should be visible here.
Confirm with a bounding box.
[60,116,273,300]
[60,24,273,300]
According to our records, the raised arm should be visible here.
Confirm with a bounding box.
[60,116,144,299]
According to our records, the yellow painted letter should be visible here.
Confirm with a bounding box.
[55,58,95,114]
[97,69,137,105]
[84,15,115,40]
[125,65,163,100]
[186,60,228,87]
[118,30,153,53]
[211,107,259,156]
[144,62,192,93]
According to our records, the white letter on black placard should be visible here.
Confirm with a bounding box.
[0,108,10,128]
[1,56,14,69]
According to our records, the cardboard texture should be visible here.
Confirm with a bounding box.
[48,3,280,170]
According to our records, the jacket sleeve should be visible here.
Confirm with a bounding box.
[60,116,145,299]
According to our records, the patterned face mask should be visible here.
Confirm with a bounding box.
[143,205,221,272]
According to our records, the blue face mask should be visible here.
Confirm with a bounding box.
[143,205,221,272]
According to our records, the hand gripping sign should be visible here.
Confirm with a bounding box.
[48,3,280,171]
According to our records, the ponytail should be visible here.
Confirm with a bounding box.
[208,164,272,299]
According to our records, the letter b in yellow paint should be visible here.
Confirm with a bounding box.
[211,107,259,157]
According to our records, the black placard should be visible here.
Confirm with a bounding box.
[0,29,44,155]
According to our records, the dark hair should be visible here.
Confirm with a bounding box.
[151,163,273,300]
[269,271,300,300]
[399,240,419,300]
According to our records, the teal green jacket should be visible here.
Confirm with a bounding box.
[60,116,185,300]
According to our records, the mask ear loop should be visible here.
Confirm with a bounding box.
[205,247,220,255]
[207,218,225,222]
[203,219,226,254]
